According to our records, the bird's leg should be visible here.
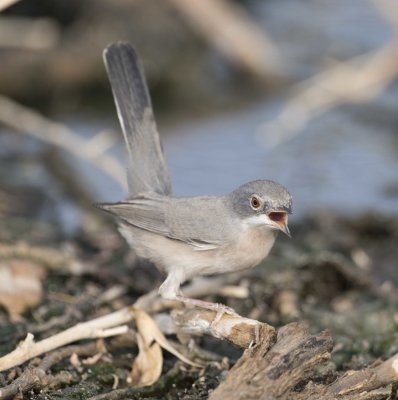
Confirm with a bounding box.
[159,272,238,319]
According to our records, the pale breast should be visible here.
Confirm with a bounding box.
[118,222,277,281]
[188,225,277,276]
[232,225,277,269]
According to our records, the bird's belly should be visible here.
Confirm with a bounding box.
[118,223,277,280]
[118,223,212,278]
[201,227,277,275]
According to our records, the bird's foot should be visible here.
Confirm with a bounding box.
[211,303,238,328]
[173,295,239,338]
[213,302,237,316]
[174,295,238,316]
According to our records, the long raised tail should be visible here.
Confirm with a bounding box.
[103,42,172,197]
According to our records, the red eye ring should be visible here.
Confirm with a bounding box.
[250,196,261,210]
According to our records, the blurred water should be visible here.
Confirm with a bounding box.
[2,0,398,232]
[89,95,398,224]
[255,0,393,78]
[2,104,397,232]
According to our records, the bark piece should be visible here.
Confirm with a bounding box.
[0,260,45,320]
[210,322,333,400]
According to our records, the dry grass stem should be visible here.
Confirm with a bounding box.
[0,0,19,12]
[169,0,279,77]
[257,43,398,148]
[0,94,126,189]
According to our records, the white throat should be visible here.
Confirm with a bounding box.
[243,214,277,230]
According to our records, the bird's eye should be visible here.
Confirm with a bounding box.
[250,196,261,210]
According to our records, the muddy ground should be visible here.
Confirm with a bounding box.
[0,176,397,398]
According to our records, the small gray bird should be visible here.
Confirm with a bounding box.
[96,42,292,313]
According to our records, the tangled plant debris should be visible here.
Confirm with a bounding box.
[0,178,397,399]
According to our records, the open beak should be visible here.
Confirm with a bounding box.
[267,211,291,238]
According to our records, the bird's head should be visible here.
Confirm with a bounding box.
[228,180,292,237]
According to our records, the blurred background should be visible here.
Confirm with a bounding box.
[0,0,398,296]
[1,0,397,235]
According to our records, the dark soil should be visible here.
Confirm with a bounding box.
[0,176,397,398]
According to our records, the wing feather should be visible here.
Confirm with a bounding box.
[96,194,169,236]
[95,194,233,251]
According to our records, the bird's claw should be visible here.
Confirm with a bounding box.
[211,303,238,327]
[214,303,238,316]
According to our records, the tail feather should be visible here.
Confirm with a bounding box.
[103,42,172,197]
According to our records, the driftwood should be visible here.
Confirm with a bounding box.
[210,322,332,399]
[1,299,398,399]
[1,274,397,398]
[170,308,398,399]
[174,308,276,349]
[209,321,398,400]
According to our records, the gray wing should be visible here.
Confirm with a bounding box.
[96,193,169,237]
[103,42,172,197]
[96,194,234,250]
[166,196,235,250]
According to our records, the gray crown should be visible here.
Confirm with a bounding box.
[228,180,292,218]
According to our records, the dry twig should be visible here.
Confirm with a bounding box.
[0,94,126,189]
[257,0,398,149]
[0,242,87,273]
[0,307,133,371]
[0,0,19,12]
[0,342,98,400]
[0,17,59,49]
[256,43,398,148]
[0,304,198,373]
[0,267,250,372]
[174,308,276,349]
[168,0,279,78]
